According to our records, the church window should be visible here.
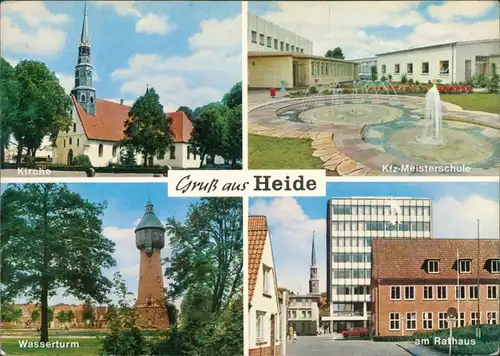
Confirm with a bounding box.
[64,139,66,148]
[69,138,72,145]
[81,94,86,102]
[77,139,80,147]
[73,123,76,132]
[98,144,103,157]
[90,96,94,103]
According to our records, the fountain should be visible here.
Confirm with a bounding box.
[416,85,443,144]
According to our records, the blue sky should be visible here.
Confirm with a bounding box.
[249,1,499,58]
[2,183,201,307]
[249,182,499,294]
[1,1,242,111]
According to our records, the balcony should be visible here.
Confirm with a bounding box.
[331,311,364,317]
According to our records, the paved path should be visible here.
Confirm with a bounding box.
[286,336,410,356]
[248,91,500,176]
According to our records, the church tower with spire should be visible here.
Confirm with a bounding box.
[72,2,96,116]
[309,232,319,294]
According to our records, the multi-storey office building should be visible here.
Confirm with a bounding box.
[325,197,432,332]
[372,239,500,336]
[248,13,313,55]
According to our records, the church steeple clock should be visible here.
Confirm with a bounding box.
[71,2,96,116]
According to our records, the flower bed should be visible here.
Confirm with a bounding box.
[343,83,473,94]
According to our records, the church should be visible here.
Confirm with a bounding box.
[52,4,204,169]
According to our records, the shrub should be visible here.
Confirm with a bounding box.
[408,78,414,84]
[400,73,407,84]
[308,86,318,94]
[388,74,393,81]
[380,75,388,82]
[73,154,92,167]
[488,63,499,93]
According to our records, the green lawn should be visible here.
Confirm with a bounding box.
[1,338,101,356]
[439,93,500,114]
[248,135,337,174]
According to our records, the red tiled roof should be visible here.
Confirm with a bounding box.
[372,239,500,280]
[72,95,192,143]
[248,216,269,304]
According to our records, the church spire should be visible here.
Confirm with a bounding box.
[311,231,316,266]
[80,2,90,46]
[72,1,96,116]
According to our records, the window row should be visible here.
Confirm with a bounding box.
[381,60,450,76]
[331,221,431,232]
[333,269,371,279]
[389,311,497,331]
[334,285,370,296]
[390,285,498,301]
[250,31,304,53]
[332,205,430,216]
[333,252,371,263]
[332,237,372,247]
[311,61,352,77]
[425,259,499,274]
[288,310,313,319]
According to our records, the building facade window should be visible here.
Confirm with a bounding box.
[404,286,415,300]
[487,285,498,299]
[280,41,284,51]
[395,64,400,74]
[423,312,433,330]
[256,311,265,340]
[389,312,400,330]
[263,266,271,295]
[69,138,72,145]
[274,39,278,50]
[251,31,257,43]
[471,312,480,325]
[458,312,465,327]
[381,65,386,74]
[459,259,471,273]
[422,62,429,74]
[98,144,103,157]
[112,145,117,157]
[439,60,450,74]
[266,36,271,47]
[455,286,466,300]
[437,286,447,300]
[286,43,290,51]
[438,312,448,329]
[169,146,176,160]
[73,123,76,132]
[406,312,417,330]
[259,34,264,45]
[407,63,413,74]
[428,260,439,273]
[487,312,497,325]
[492,259,500,273]
[469,285,478,299]
[77,138,79,147]
[423,286,434,300]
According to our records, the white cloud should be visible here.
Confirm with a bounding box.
[55,73,74,94]
[2,1,70,27]
[93,1,141,17]
[136,13,175,35]
[250,197,326,294]
[427,1,495,22]
[256,1,499,58]
[0,17,67,57]
[189,15,242,53]
[433,194,499,239]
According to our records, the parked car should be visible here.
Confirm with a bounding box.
[341,326,369,338]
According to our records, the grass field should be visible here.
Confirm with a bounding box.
[1,338,101,356]
[248,93,499,170]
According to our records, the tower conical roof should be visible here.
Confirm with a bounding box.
[80,2,90,45]
[135,200,165,232]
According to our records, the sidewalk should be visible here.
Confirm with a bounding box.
[397,342,448,356]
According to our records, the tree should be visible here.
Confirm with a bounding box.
[56,310,68,324]
[371,65,378,81]
[177,106,195,121]
[0,57,17,166]
[0,59,72,166]
[1,184,116,342]
[32,310,40,323]
[222,105,242,167]
[164,197,243,314]
[488,63,499,93]
[119,144,137,166]
[66,310,75,325]
[82,299,95,326]
[122,88,174,167]
[325,47,345,59]
[189,103,228,168]
[0,302,22,322]
[221,82,242,109]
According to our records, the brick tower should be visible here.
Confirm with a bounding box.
[135,200,169,329]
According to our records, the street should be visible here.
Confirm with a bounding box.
[286,336,410,356]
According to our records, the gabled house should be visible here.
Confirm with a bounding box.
[248,216,282,356]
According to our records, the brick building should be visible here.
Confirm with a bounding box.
[372,239,500,337]
[248,216,282,356]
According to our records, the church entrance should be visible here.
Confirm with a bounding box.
[67,149,74,166]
